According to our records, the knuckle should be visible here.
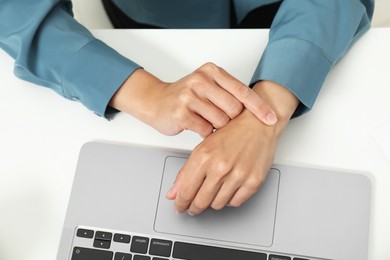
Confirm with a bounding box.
[171,108,187,123]
[183,73,208,93]
[192,146,211,163]
[229,101,244,118]
[177,89,193,106]
[214,113,230,129]
[210,160,231,180]
[199,124,213,137]
[199,62,219,73]
[237,85,252,100]
[178,189,193,203]
[244,175,264,193]
[230,81,252,101]
[229,171,246,184]
[188,71,206,85]
[192,198,209,211]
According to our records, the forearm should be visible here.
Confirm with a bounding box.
[109,68,164,124]
[0,0,139,117]
[251,0,374,117]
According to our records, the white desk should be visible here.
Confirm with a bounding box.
[1,28,389,260]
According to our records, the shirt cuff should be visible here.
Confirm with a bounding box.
[251,38,332,117]
[62,39,141,118]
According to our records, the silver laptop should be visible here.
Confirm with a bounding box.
[56,142,371,260]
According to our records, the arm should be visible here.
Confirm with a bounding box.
[0,0,139,117]
[252,0,374,116]
[167,0,374,215]
[0,0,277,134]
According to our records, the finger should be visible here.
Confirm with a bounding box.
[199,84,244,120]
[166,170,184,200]
[166,183,178,200]
[188,98,230,129]
[187,176,223,216]
[181,113,214,138]
[227,185,258,208]
[174,162,207,213]
[210,179,241,210]
[213,67,278,125]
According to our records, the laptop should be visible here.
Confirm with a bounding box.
[56,141,371,260]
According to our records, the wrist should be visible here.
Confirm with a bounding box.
[109,68,164,121]
[252,80,299,124]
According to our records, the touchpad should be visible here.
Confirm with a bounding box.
[154,156,280,247]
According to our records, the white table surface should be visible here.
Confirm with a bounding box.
[0,28,389,260]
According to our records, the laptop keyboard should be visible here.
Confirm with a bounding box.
[71,227,310,260]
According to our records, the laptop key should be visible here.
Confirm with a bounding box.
[94,239,111,249]
[114,233,131,243]
[76,228,94,239]
[149,238,172,257]
[71,247,113,260]
[114,252,132,260]
[134,255,151,260]
[269,255,291,260]
[95,231,113,241]
[131,236,150,254]
[173,241,267,260]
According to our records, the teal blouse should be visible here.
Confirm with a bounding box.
[0,0,374,117]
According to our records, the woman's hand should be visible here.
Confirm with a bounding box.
[110,63,277,137]
[166,80,299,215]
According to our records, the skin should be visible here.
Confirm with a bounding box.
[166,80,299,215]
[110,63,277,137]
[110,63,298,216]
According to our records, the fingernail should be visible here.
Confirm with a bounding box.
[187,211,194,216]
[176,209,186,214]
[266,112,277,125]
